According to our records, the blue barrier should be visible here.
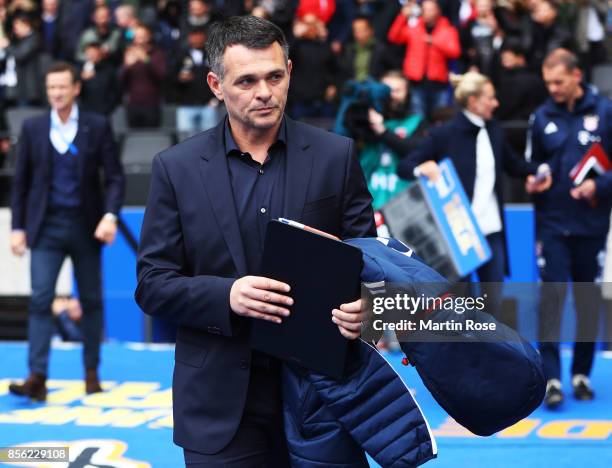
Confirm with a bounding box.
[103,205,598,343]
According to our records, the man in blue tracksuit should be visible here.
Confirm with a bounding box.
[527,48,612,408]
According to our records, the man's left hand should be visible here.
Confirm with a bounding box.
[570,179,597,200]
[332,299,365,340]
[94,217,118,244]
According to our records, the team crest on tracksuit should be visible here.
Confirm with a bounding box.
[583,115,599,132]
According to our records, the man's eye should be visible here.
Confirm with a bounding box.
[270,74,283,82]
[239,78,253,85]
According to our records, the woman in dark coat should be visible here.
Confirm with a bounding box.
[397,71,551,315]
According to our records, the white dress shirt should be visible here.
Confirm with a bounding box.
[50,105,79,154]
[463,110,502,236]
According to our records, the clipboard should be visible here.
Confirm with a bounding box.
[249,219,363,379]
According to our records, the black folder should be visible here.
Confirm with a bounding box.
[250,219,363,379]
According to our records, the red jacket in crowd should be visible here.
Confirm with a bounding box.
[296,0,336,23]
[387,14,461,84]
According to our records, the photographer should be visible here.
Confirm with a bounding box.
[287,13,337,119]
[340,71,426,209]
[171,26,220,135]
[119,23,166,128]
[79,41,119,116]
[367,71,428,158]
[387,0,461,119]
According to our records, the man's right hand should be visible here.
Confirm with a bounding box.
[230,276,293,324]
[10,231,27,256]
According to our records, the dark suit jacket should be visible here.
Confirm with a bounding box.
[11,111,124,246]
[135,116,375,454]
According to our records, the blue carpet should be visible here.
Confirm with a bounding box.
[0,342,610,467]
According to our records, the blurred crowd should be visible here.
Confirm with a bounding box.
[0,1,607,125]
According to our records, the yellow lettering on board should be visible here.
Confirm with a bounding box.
[82,383,161,408]
[41,407,136,426]
[497,419,541,438]
[0,379,10,396]
[148,413,174,429]
[136,388,172,408]
[45,379,119,405]
[538,420,612,439]
[0,407,67,424]
[112,409,171,428]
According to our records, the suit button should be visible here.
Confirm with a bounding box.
[239,359,250,369]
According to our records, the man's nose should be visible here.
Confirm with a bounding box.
[255,80,272,101]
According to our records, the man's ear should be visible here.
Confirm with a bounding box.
[573,67,583,84]
[207,71,224,101]
[287,59,292,76]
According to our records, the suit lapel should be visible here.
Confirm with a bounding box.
[41,114,53,176]
[73,114,89,181]
[199,123,248,276]
[282,117,312,221]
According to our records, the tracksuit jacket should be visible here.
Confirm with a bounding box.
[528,86,612,237]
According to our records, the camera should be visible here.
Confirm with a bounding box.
[333,79,391,141]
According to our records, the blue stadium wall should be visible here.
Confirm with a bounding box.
[101,205,565,342]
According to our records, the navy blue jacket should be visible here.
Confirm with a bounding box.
[281,237,544,467]
[346,237,546,436]
[135,117,376,455]
[10,111,124,246]
[527,86,612,237]
[283,339,437,467]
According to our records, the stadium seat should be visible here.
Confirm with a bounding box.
[160,104,177,131]
[121,131,174,173]
[6,107,46,139]
[592,64,612,99]
[112,105,178,135]
[111,106,129,136]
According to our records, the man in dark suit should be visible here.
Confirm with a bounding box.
[135,16,375,466]
[9,61,124,402]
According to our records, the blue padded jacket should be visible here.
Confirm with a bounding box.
[281,237,545,467]
[346,237,546,436]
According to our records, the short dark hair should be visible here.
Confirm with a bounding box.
[13,14,33,27]
[500,37,526,57]
[542,48,581,72]
[205,15,289,80]
[352,14,372,25]
[46,61,80,83]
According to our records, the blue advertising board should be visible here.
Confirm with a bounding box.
[417,158,491,277]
